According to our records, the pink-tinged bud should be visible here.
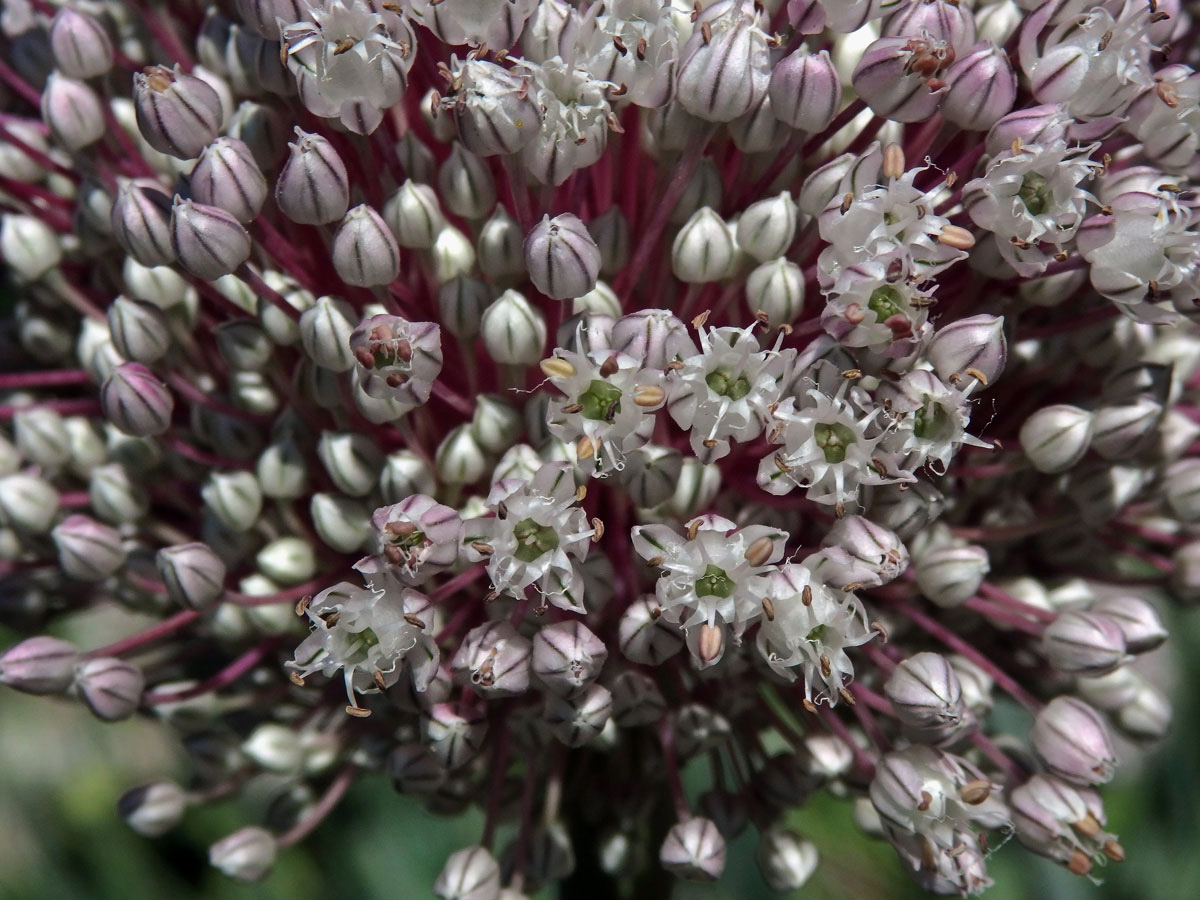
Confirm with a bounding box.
[941,43,1016,131]
[660,816,726,882]
[189,137,267,224]
[532,620,608,697]
[234,0,310,40]
[434,845,501,900]
[74,656,145,721]
[1042,610,1129,676]
[984,104,1070,158]
[118,781,188,837]
[729,92,789,154]
[618,596,684,665]
[611,309,697,369]
[209,826,277,883]
[448,59,542,157]
[41,72,105,151]
[101,362,174,437]
[52,514,126,580]
[0,636,80,695]
[1027,45,1089,107]
[545,682,613,747]
[883,0,977,52]
[768,49,842,133]
[675,10,771,123]
[111,181,175,267]
[852,37,948,123]
[332,204,400,287]
[156,542,227,610]
[1087,595,1167,654]
[49,8,114,79]
[926,314,1007,387]
[1010,774,1111,866]
[1018,405,1094,474]
[275,128,350,225]
[451,621,532,698]
[170,199,251,280]
[1031,696,1117,786]
[133,64,223,159]
[884,651,974,744]
[524,213,601,300]
[821,515,908,586]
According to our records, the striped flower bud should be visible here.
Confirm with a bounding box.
[524,213,601,300]
[170,199,251,280]
[660,816,726,881]
[481,290,546,365]
[111,181,175,267]
[438,142,496,220]
[1031,696,1117,786]
[532,620,608,697]
[275,129,350,225]
[545,683,613,748]
[101,362,174,437]
[672,207,735,284]
[209,827,277,883]
[384,180,445,250]
[133,65,223,159]
[1042,610,1129,676]
[156,542,227,610]
[434,845,501,900]
[41,73,105,151]
[447,59,541,157]
[852,37,947,123]
[675,10,771,123]
[0,636,80,695]
[1019,405,1094,474]
[941,43,1017,131]
[768,49,842,132]
[119,781,188,837]
[108,297,171,365]
[74,657,145,721]
[51,514,126,580]
[189,137,267,224]
[332,204,400,287]
[49,8,114,79]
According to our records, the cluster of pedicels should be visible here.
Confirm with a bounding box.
[1,0,1198,896]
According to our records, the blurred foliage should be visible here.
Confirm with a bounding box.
[2,608,1199,900]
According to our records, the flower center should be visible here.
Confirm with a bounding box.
[806,624,829,644]
[868,285,905,322]
[695,564,734,598]
[815,422,857,463]
[705,369,752,400]
[578,379,623,422]
[1018,173,1052,216]
[513,517,560,562]
[913,401,952,442]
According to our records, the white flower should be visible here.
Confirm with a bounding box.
[281,0,415,135]
[578,0,678,109]
[632,514,787,667]
[755,562,874,704]
[357,494,463,585]
[514,55,613,185]
[544,345,665,477]
[464,462,594,612]
[350,314,443,405]
[964,138,1100,277]
[818,258,933,354]
[665,325,795,463]
[287,575,439,709]
[879,369,990,475]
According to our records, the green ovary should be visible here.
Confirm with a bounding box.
[815,422,857,464]
[706,369,753,400]
[695,564,734,599]
[578,380,623,422]
[806,624,830,644]
[513,517,560,562]
[868,285,905,321]
[1018,173,1052,216]
[913,401,952,441]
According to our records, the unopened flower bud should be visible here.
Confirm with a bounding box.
[471,395,522,453]
[660,816,726,881]
[524,213,601,300]
[300,296,357,372]
[50,8,114,78]
[1115,682,1171,741]
[852,37,945,123]
[2,214,62,281]
[189,137,267,224]
[676,12,770,123]
[1088,595,1167,654]
[452,621,532,698]
[434,845,501,900]
[1019,405,1094,474]
[108,297,171,365]
[201,470,262,532]
[255,536,316,586]
[209,827,277,883]
[481,290,546,365]
[384,180,445,250]
[256,436,308,499]
[984,103,1070,158]
[532,621,607,697]
[0,636,80,695]
[0,473,60,533]
[111,182,175,267]
[621,444,684,509]
[672,207,735,284]
[133,64,223,159]
[885,652,973,744]
[926,315,1007,387]
[438,142,496,220]
[332,204,400,288]
[118,781,188,837]
[430,225,476,284]
[101,362,174,437]
[1027,45,1089,106]
[756,828,818,892]
[14,407,71,471]
[436,426,488,485]
[74,657,144,721]
[669,158,723,226]
[309,493,370,553]
[41,73,105,151]
[449,60,542,157]
[822,515,909,586]
[1031,696,1117,786]
[52,514,126,580]
[379,449,436,504]
[156,541,226,610]
[545,682,613,747]
[941,43,1017,131]
[388,742,445,794]
[275,129,350,225]
[769,48,841,132]
[587,207,630,278]
[438,277,491,340]
[736,192,797,263]
[915,544,989,608]
[317,431,383,498]
[1042,609,1128,679]
[1089,396,1162,460]
[611,309,696,370]
[425,703,487,770]
[171,199,251,280]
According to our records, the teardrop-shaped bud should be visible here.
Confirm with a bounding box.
[769,48,842,132]
[189,137,268,224]
[275,128,349,225]
[171,199,251,280]
[41,72,105,151]
[111,181,175,267]
[133,64,223,159]
[156,541,227,610]
[74,657,145,721]
[524,213,601,300]
[50,8,115,79]
[332,204,400,287]
[100,362,173,437]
